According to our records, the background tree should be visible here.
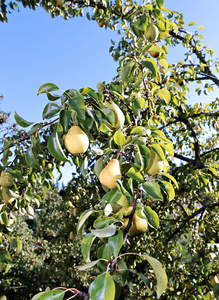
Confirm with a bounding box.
[0,1,218,300]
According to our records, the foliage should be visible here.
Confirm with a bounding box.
[0,0,219,299]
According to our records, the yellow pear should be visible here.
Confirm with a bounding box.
[123,206,148,236]
[144,24,159,42]
[56,0,63,8]
[99,159,121,189]
[149,43,161,58]
[0,171,14,188]
[106,102,125,129]
[145,149,164,176]
[64,125,89,155]
[210,275,219,287]
[1,188,14,204]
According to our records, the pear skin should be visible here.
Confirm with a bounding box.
[56,0,63,8]
[107,102,125,129]
[116,194,130,216]
[210,275,219,287]
[99,159,121,189]
[1,188,14,204]
[149,43,162,58]
[0,171,14,188]
[144,24,159,42]
[64,125,89,155]
[145,149,164,176]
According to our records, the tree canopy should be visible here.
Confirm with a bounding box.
[0,0,218,299]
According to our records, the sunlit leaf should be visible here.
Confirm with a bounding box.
[91,224,117,238]
[77,209,94,240]
[90,272,115,300]
[14,112,33,128]
[81,233,96,262]
[160,181,175,201]
[47,131,68,162]
[144,206,159,229]
[143,255,168,299]
[157,88,171,104]
[37,83,59,95]
[142,182,163,200]
[114,129,126,146]
[108,230,123,257]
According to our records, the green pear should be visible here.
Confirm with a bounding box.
[144,24,159,42]
[1,188,14,204]
[210,275,219,287]
[149,42,161,58]
[177,78,186,86]
[99,159,121,189]
[107,102,125,129]
[0,171,14,188]
[123,206,148,236]
[64,125,89,155]
[145,149,164,176]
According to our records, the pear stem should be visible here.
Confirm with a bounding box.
[116,150,122,160]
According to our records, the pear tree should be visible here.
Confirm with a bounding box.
[0,0,219,299]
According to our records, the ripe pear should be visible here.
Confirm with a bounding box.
[64,125,89,155]
[145,149,164,176]
[149,43,161,58]
[144,24,159,42]
[56,0,63,8]
[1,188,14,204]
[0,171,14,188]
[210,275,219,287]
[123,206,148,236]
[107,102,125,129]
[99,159,121,189]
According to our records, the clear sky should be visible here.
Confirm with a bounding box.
[1,0,219,185]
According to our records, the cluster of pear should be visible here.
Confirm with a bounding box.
[0,171,14,204]
[63,101,124,156]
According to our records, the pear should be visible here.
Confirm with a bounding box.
[177,78,186,86]
[149,43,162,58]
[145,149,164,176]
[210,275,219,287]
[106,102,125,129]
[0,171,14,188]
[99,159,121,189]
[56,0,63,8]
[144,24,159,42]
[1,188,14,204]
[64,125,89,155]
[123,206,148,236]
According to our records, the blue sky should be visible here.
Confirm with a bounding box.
[1,0,219,185]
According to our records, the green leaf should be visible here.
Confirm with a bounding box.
[81,233,96,263]
[142,58,157,77]
[157,88,171,104]
[148,46,165,54]
[77,259,102,271]
[108,230,123,257]
[36,290,64,300]
[127,167,144,181]
[42,102,62,119]
[138,145,151,170]
[142,182,163,200]
[90,272,115,300]
[93,216,116,229]
[46,91,63,101]
[156,0,164,9]
[1,212,8,226]
[37,83,59,95]
[77,209,94,240]
[117,258,129,286]
[136,14,149,31]
[97,244,112,271]
[59,110,71,133]
[144,206,159,229]
[69,95,85,119]
[91,224,117,238]
[143,255,168,299]
[25,147,39,169]
[14,112,33,128]
[114,129,126,146]
[47,131,68,162]
[121,61,135,83]
[160,181,175,201]
[151,144,165,160]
